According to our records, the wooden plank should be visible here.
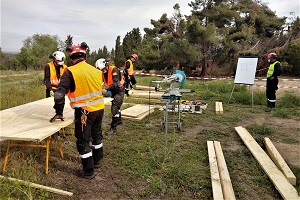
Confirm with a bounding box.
[122,105,159,118]
[0,97,74,142]
[130,90,164,99]
[0,175,73,196]
[214,141,235,200]
[215,102,219,114]
[264,137,297,185]
[215,102,223,114]
[235,126,299,200]
[207,141,224,200]
[0,96,113,141]
[218,102,223,114]
[122,109,156,120]
[135,85,156,91]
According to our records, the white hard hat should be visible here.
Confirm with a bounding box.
[52,51,65,65]
[95,58,106,70]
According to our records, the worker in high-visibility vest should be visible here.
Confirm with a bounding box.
[44,51,67,97]
[96,58,125,136]
[265,52,283,111]
[50,42,104,179]
[123,54,138,96]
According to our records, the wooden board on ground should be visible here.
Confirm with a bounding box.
[235,126,299,200]
[207,141,224,200]
[214,141,236,200]
[0,175,73,196]
[129,90,164,99]
[135,85,156,91]
[215,101,223,114]
[264,137,297,185]
[122,104,159,120]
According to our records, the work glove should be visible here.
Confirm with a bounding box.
[50,90,55,97]
[49,114,64,123]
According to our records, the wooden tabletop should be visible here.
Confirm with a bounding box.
[0,97,74,142]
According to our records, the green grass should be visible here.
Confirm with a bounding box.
[1,71,299,199]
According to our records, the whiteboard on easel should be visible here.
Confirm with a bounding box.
[234,56,258,85]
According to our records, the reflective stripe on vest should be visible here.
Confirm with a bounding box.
[67,61,104,112]
[267,61,279,78]
[48,62,67,90]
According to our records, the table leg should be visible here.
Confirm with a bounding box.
[2,141,12,173]
[52,135,64,159]
[45,137,51,174]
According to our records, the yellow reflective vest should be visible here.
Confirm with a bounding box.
[48,62,67,90]
[126,59,134,75]
[267,61,279,78]
[67,61,104,112]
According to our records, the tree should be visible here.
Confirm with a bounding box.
[114,36,125,68]
[122,28,142,59]
[285,39,300,75]
[17,34,64,70]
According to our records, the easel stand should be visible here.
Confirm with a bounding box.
[228,84,254,107]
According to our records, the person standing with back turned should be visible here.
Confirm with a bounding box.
[123,54,138,97]
[265,52,283,111]
[44,51,67,98]
[96,58,125,136]
[49,42,105,179]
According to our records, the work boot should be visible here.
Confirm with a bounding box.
[264,107,272,112]
[94,163,100,169]
[106,128,117,136]
[94,162,101,172]
[75,170,95,179]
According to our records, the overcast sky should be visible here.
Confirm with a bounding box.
[1,0,299,53]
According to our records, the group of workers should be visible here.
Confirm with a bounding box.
[44,41,282,179]
[44,42,137,179]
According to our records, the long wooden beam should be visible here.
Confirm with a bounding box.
[0,175,73,196]
[207,141,224,200]
[264,137,297,185]
[214,141,235,200]
[235,126,299,200]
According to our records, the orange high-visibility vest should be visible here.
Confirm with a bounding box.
[47,62,67,90]
[126,59,134,75]
[67,61,104,112]
[103,66,124,87]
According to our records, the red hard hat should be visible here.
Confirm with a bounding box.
[267,53,277,59]
[131,54,138,60]
[69,45,87,57]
